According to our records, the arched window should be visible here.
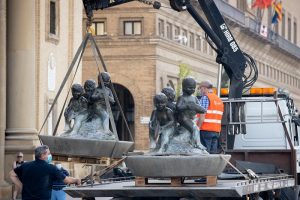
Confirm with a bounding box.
[167,80,175,89]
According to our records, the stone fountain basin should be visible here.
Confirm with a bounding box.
[39,135,134,158]
[125,154,231,177]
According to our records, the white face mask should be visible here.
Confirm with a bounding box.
[56,164,62,170]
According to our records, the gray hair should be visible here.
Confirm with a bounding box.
[35,145,49,159]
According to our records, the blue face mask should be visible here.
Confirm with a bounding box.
[47,154,52,164]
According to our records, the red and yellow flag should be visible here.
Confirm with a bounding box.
[272,1,282,24]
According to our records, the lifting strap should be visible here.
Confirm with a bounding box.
[38,33,134,143]
[52,36,88,136]
[38,34,89,142]
[89,35,119,141]
[89,35,134,142]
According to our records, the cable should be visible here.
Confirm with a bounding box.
[242,52,258,93]
[204,34,258,93]
[205,33,219,53]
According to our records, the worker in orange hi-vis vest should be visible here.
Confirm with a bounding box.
[197,80,224,154]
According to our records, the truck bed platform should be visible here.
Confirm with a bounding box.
[64,175,295,198]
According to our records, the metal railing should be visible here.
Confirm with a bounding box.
[222,98,285,125]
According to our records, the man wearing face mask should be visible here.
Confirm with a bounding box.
[51,162,69,200]
[9,145,80,200]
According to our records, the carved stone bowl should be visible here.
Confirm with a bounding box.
[39,135,134,158]
[125,154,231,177]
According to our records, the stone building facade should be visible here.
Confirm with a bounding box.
[0,0,82,199]
[83,0,300,151]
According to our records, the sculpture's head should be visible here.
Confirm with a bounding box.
[98,72,111,86]
[154,93,168,111]
[161,87,176,102]
[84,79,96,94]
[182,77,196,95]
[71,83,84,99]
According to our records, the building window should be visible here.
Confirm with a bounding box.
[274,23,279,34]
[166,22,172,40]
[124,21,142,35]
[237,0,246,11]
[91,21,106,36]
[282,10,285,37]
[267,6,272,28]
[257,62,261,74]
[288,16,291,41]
[273,69,276,79]
[196,35,201,51]
[266,65,269,77]
[257,8,263,22]
[46,0,60,43]
[280,72,283,82]
[293,77,296,86]
[284,73,287,83]
[203,41,208,53]
[174,26,180,43]
[262,64,265,75]
[182,29,187,46]
[158,19,164,37]
[294,20,297,44]
[189,32,194,48]
[209,45,214,55]
[50,1,56,34]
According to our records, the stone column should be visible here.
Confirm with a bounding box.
[6,0,37,133]
[0,0,12,199]
[5,0,38,183]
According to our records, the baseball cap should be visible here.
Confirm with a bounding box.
[199,80,213,89]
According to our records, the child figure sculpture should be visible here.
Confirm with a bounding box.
[161,87,176,112]
[149,93,175,152]
[64,84,88,135]
[91,72,115,132]
[176,77,206,148]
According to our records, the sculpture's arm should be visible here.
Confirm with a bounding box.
[149,110,157,131]
[166,109,174,122]
[176,96,188,112]
[108,89,115,104]
[64,98,74,118]
[190,98,206,114]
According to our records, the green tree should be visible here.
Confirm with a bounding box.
[176,63,191,97]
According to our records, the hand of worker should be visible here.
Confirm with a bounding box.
[75,178,81,186]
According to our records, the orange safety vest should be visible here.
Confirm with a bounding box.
[200,93,224,133]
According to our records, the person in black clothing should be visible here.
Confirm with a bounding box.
[9,145,80,200]
[12,152,25,200]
